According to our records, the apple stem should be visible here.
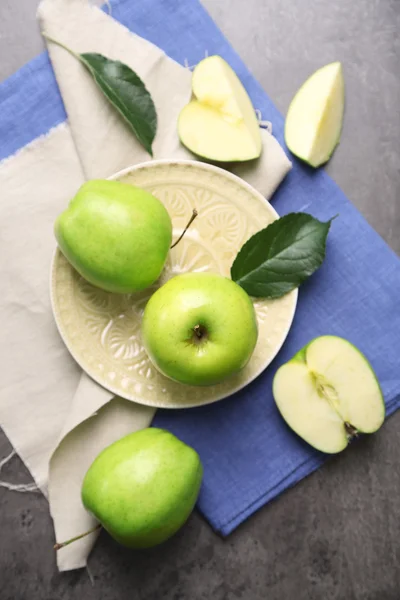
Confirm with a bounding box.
[170,209,198,249]
[41,33,81,61]
[54,523,102,551]
[193,324,202,339]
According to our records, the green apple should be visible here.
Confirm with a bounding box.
[141,272,258,386]
[55,179,172,293]
[285,62,345,167]
[81,428,203,548]
[273,336,385,454]
[178,55,262,162]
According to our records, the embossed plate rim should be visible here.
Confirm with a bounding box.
[50,159,297,409]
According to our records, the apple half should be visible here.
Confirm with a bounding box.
[284,62,345,167]
[273,336,385,454]
[178,56,262,162]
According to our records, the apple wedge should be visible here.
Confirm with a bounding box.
[273,336,385,454]
[285,62,345,167]
[178,56,262,162]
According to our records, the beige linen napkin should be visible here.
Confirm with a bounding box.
[0,0,291,571]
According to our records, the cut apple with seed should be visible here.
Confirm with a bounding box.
[178,55,262,162]
[285,62,345,167]
[273,336,385,454]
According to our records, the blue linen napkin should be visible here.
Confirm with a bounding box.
[1,0,400,537]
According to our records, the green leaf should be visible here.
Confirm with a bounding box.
[231,213,333,299]
[80,53,157,156]
[42,35,157,156]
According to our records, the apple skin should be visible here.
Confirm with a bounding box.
[55,180,172,293]
[141,272,258,386]
[81,428,203,549]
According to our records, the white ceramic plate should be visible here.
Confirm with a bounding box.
[50,159,297,409]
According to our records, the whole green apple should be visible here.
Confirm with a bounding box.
[273,335,385,454]
[81,428,203,548]
[141,272,258,386]
[55,180,172,293]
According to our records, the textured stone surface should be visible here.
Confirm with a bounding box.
[1,0,399,598]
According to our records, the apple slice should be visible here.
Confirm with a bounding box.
[284,62,345,167]
[178,55,262,162]
[273,336,385,454]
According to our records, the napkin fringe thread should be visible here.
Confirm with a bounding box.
[0,449,40,493]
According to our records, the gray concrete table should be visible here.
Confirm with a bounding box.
[1,1,399,598]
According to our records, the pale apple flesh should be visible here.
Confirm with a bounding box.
[141,272,258,386]
[273,336,385,454]
[179,100,261,162]
[284,62,345,168]
[178,55,262,162]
